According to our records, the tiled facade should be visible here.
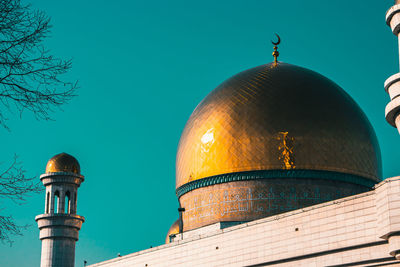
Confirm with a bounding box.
[89,177,400,267]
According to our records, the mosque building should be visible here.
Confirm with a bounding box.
[36,1,400,266]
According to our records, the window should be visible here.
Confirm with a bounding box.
[54,191,60,213]
[65,191,70,214]
[46,192,50,213]
[74,192,77,213]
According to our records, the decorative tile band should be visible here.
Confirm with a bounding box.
[175,169,378,198]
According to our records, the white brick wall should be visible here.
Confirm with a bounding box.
[89,177,400,267]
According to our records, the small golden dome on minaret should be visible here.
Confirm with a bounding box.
[45,152,81,174]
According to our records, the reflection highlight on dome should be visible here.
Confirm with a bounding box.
[200,128,214,153]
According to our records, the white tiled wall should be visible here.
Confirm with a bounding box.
[89,177,400,267]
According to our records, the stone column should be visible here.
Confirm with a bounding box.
[386,2,400,133]
[36,213,84,267]
[36,153,85,267]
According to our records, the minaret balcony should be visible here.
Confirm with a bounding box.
[387,4,400,34]
[35,213,85,241]
[385,73,400,100]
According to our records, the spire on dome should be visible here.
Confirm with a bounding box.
[271,33,280,66]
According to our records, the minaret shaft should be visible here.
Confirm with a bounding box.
[36,153,84,267]
[40,239,76,267]
[385,3,400,133]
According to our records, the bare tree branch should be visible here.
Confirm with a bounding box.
[0,155,42,245]
[0,214,26,245]
[0,155,41,203]
[0,0,77,244]
[0,0,77,129]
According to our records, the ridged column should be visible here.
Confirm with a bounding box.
[35,171,85,267]
[385,1,400,133]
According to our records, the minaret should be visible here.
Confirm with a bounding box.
[35,153,85,267]
[385,0,400,133]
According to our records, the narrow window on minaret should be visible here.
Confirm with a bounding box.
[65,191,70,214]
[74,192,77,212]
[46,192,50,213]
[54,191,60,213]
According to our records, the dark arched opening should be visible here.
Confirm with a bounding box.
[46,192,50,213]
[65,191,70,214]
[54,191,60,213]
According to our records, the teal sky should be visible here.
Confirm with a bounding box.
[1,0,399,266]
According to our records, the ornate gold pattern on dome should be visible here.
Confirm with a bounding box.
[277,132,295,169]
[46,153,80,174]
[165,219,179,244]
[176,63,381,188]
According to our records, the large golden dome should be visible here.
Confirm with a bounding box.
[173,62,382,232]
[176,63,381,189]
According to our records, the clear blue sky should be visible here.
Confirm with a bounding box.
[1,0,399,266]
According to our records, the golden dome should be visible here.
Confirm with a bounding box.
[176,63,381,189]
[165,219,179,244]
[46,153,81,174]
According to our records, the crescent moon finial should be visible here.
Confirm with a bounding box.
[271,33,280,66]
[271,33,281,46]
